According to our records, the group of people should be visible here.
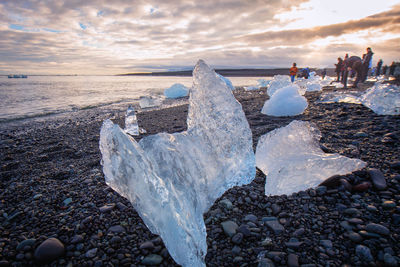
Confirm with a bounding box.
[289,48,397,88]
[334,47,374,89]
[289,63,310,82]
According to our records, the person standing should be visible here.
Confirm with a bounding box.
[341,54,349,83]
[321,68,327,79]
[362,47,373,82]
[389,61,396,76]
[289,63,298,82]
[343,56,363,89]
[376,59,383,76]
[335,57,343,82]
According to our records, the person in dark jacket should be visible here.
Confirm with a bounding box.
[382,65,388,76]
[389,61,396,76]
[362,47,373,82]
[376,59,383,76]
[335,57,343,82]
[341,54,349,83]
[343,56,363,89]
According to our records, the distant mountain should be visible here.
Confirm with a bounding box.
[119,68,335,77]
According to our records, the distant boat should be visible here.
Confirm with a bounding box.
[8,74,28,78]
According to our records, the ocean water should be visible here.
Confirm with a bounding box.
[0,75,264,123]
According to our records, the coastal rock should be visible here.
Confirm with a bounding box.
[141,254,163,265]
[365,223,390,236]
[368,168,387,190]
[265,220,285,235]
[34,238,64,263]
[356,245,373,262]
[221,221,238,237]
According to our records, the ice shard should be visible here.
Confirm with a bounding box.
[255,120,366,196]
[267,75,291,96]
[124,105,139,136]
[99,60,255,267]
[217,73,235,90]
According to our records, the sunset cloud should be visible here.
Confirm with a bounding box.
[0,0,399,74]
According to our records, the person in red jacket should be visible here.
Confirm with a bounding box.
[289,63,298,82]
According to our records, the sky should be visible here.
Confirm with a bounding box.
[0,0,399,75]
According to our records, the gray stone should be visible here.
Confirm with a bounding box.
[108,225,126,233]
[219,199,233,209]
[140,241,155,250]
[221,220,238,237]
[17,239,36,251]
[245,214,258,223]
[271,204,281,215]
[265,220,285,235]
[258,257,275,267]
[365,223,390,236]
[320,240,333,249]
[384,253,398,267]
[34,238,65,262]
[85,248,97,258]
[70,235,84,244]
[316,186,327,196]
[141,254,163,265]
[356,245,373,262]
[293,228,305,237]
[237,224,251,237]
[232,233,243,244]
[368,168,387,190]
[348,232,363,243]
[287,253,299,267]
[99,203,116,213]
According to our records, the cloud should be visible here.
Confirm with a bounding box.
[0,0,399,74]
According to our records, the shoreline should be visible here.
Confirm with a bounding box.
[1,82,399,266]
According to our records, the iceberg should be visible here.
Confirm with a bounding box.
[255,120,367,196]
[261,85,308,117]
[267,75,292,96]
[124,105,139,136]
[99,60,255,267]
[164,83,189,98]
[217,73,235,90]
[360,83,400,115]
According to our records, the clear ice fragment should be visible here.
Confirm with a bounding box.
[99,60,255,267]
[360,83,400,115]
[124,105,139,136]
[255,120,366,196]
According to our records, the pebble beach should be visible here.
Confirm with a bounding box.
[0,81,400,267]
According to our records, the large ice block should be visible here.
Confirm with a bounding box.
[99,60,255,267]
[261,85,308,117]
[255,120,366,196]
[360,83,400,115]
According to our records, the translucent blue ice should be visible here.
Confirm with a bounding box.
[99,60,255,267]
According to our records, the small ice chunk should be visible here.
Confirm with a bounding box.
[318,91,362,104]
[244,85,260,91]
[261,85,308,116]
[258,79,270,88]
[306,82,322,92]
[267,75,292,96]
[124,105,139,136]
[164,83,189,98]
[360,83,400,115]
[139,96,162,108]
[217,73,235,90]
[100,60,255,267]
[255,120,367,196]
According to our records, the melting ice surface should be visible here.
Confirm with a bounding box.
[216,73,235,90]
[261,85,308,117]
[267,75,291,96]
[255,120,366,196]
[319,83,400,115]
[139,96,162,108]
[99,60,255,267]
[360,83,400,115]
[164,83,189,98]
